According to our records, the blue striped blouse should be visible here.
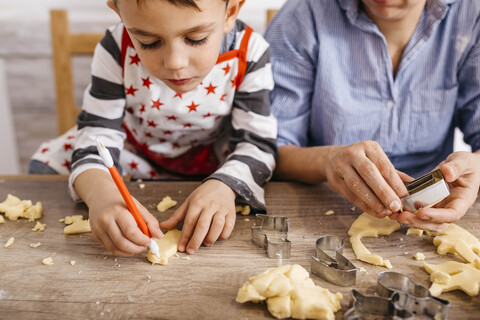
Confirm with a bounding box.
[265,0,480,177]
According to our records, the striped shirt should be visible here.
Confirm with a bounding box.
[265,0,480,177]
[68,20,277,212]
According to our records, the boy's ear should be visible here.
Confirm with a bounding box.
[223,0,246,34]
[106,0,122,20]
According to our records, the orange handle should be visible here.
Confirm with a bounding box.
[108,166,151,238]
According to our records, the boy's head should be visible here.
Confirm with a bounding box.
[107,0,245,93]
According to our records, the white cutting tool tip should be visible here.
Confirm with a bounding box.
[149,238,160,258]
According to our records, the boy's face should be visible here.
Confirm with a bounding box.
[109,0,239,93]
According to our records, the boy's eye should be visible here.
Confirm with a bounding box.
[139,41,160,50]
[186,37,207,46]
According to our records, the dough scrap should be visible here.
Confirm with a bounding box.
[62,215,91,234]
[407,228,424,236]
[235,205,251,216]
[32,221,46,232]
[147,229,182,265]
[30,242,41,248]
[0,194,43,221]
[236,264,343,320]
[414,252,425,261]
[0,215,4,224]
[424,261,480,296]
[156,196,178,212]
[324,210,334,216]
[348,213,400,269]
[432,224,480,268]
[42,257,54,266]
[4,237,14,248]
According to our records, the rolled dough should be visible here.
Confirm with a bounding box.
[432,224,480,268]
[147,229,182,265]
[424,261,480,296]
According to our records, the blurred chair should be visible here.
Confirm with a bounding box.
[266,9,278,26]
[50,9,103,134]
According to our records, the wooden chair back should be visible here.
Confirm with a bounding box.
[50,9,103,134]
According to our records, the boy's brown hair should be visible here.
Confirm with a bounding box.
[114,0,229,10]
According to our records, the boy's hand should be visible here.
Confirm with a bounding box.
[159,179,236,254]
[74,169,163,256]
[390,151,480,231]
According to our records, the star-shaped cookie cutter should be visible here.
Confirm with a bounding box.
[311,235,357,286]
[344,271,450,320]
[251,214,291,259]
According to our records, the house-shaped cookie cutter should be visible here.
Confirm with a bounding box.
[311,235,356,286]
[344,271,450,320]
[251,214,291,259]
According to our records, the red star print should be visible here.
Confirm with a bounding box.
[190,139,198,145]
[139,104,146,114]
[183,123,192,128]
[163,130,173,135]
[174,92,184,99]
[167,115,177,121]
[151,99,163,110]
[126,107,134,114]
[179,134,186,138]
[159,138,167,143]
[67,135,75,140]
[126,85,138,96]
[204,83,217,95]
[186,101,199,113]
[129,161,139,170]
[145,132,153,138]
[149,170,157,178]
[62,159,70,169]
[129,54,140,65]
[142,77,153,89]
[222,64,231,75]
[132,128,138,135]
[138,118,143,125]
[231,76,237,88]
[63,143,73,151]
[215,115,221,120]
[172,142,180,149]
[220,94,227,101]
[203,112,213,118]
[41,148,49,153]
[147,120,157,128]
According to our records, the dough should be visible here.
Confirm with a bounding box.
[236,264,343,320]
[42,257,54,266]
[147,229,182,265]
[414,252,425,261]
[0,194,43,221]
[62,215,91,234]
[157,196,178,212]
[235,205,251,216]
[4,237,14,248]
[432,224,480,268]
[324,210,334,216]
[407,228,424,236]
[30,242,41,248]
[348,213,400,269]
[0,215,4,223]
[424,261,480,296]
[32,221,46,232]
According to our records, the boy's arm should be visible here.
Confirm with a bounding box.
[207,31,277,213]
[68,24,127,200]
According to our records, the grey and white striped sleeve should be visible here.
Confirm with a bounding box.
[208,31,277,213]
[68,24,127,201]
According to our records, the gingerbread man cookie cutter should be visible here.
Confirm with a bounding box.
[311,235,357,286]
[251,214,291,259]
[344,271,450,320]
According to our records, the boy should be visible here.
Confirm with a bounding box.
[30,0,277,256]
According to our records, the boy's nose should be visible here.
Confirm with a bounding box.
[163,47,188,71]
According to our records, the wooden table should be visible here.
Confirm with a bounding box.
[0,177,479,319]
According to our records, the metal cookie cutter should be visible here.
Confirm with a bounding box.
[344,271,450,320]
[251,214,291,259]
[402,169,450,212]
[311,235,356,286]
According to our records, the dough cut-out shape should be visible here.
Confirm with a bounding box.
[432,224,480,268]
[407,227,424,236]
[424,261,480,296]
[157,196,178,212]
[0,194,43,221]
[236,264,342,320]
[147,229,182,265]
[348,213,400,269]
[62,215,91,234]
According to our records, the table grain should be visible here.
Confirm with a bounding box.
[0,177,479,319]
